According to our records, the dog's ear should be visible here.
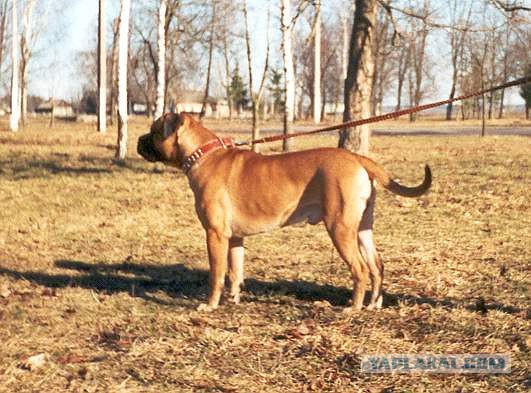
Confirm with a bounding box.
[163,112,183,139]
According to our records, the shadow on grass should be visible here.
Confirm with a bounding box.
[0,156,174,180]
[0,259,523,315]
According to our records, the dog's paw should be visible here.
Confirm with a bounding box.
[227,292,241,305]
[341,306,362,315]
[366,295,383,310]
[197,303,218,312]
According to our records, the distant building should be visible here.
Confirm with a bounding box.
[169,90,229,119]
[324,102,345,116]
[35,100,75,119]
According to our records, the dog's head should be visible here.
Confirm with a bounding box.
[137,112,184,166]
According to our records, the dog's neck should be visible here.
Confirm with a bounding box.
[177,115,219,159]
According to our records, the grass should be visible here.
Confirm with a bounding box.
[0,116,529,392]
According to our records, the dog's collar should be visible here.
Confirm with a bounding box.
[182,137,235,173]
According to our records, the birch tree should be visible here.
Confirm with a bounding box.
[109,17,119,125]
[244,0,270,152]
[0,0,8,74]
[339,0,377,155]
[19,0,35,126]
[116,0,130,160]
[313,0,321,124]
[10,0,19,132]
[154,0,167,119]
[445,0,471,120]
[200,0,216,120]
[98,0,107,132]
[279,0,297,151]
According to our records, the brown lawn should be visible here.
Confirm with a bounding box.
[0,116,529,392]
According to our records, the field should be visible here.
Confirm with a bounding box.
[0,116,529,392]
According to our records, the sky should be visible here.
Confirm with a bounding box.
[23,0,528,106]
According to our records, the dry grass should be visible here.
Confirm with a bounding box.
[0,116,529,392]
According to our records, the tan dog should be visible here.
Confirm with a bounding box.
[137,113,431,311]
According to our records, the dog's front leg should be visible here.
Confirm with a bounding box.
[228,237,244,304]
[198,228,229,312]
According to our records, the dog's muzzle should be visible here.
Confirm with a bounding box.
[137,134,160,162]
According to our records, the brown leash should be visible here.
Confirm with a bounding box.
[235,76,530,147]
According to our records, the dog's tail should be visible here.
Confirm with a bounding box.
[356,155,432,198]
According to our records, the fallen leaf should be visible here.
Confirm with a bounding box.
[22,353,47,370]
[0,285,11,298]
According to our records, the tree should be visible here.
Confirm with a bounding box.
[406,0,431,122]
[445,0,472,120]
[313,0,321,124]
[10,0,19,132]
[0,0,8,76]
[115,0,131,161]
[19,0,36,126]
[520,66,531,120]
[199,0,216,120]
[98,0,107,132]
[109,16,119,125]
[154,0,167,118]
[394,42,411,112]
[268,67,284,115]
[244,0,270,152]
[228,65,248,115]
[339,0,377,155]
[279,0,297,151]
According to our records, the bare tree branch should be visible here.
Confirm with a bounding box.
[490,0,531,12]
[377,0,507,32]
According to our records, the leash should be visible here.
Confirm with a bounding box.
[235,76,531,147]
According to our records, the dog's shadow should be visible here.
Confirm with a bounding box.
[0,259,522,314]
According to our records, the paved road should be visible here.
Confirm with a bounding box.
[254,126,531,137]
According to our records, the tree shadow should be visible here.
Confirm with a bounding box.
[0,156,175,180]
[0,259,522,315]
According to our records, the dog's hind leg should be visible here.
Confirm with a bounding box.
[228,237,244,304]
[359,183,383,310]
[324,180,369,310]
[326,217,368,311]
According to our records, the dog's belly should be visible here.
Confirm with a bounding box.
[284,204,323,226]
[230,204,322,237]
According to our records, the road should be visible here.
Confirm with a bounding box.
[255,125,531,137]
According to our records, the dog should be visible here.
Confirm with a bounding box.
[137,112,431,311]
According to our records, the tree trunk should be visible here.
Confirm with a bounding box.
[155,0,167,118]
[49,98,55,128]
[280,0,295,152]
[19,0,35,127]
[98,0,107,132]
[200,1,216,120]
[313,0,321,124]
[446,82,456,120]
[109,17,119,126]
[20,60,27,126]
[341,11,348,81]
[487,92,493,120]
[498,88,505,119]
[244,0,270,153]
[115,0,130,161]
[395,47,410,112]
[0,1,7,73]
[10,0,19,132]
[339,0,376,155]
[222,37,232,120]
